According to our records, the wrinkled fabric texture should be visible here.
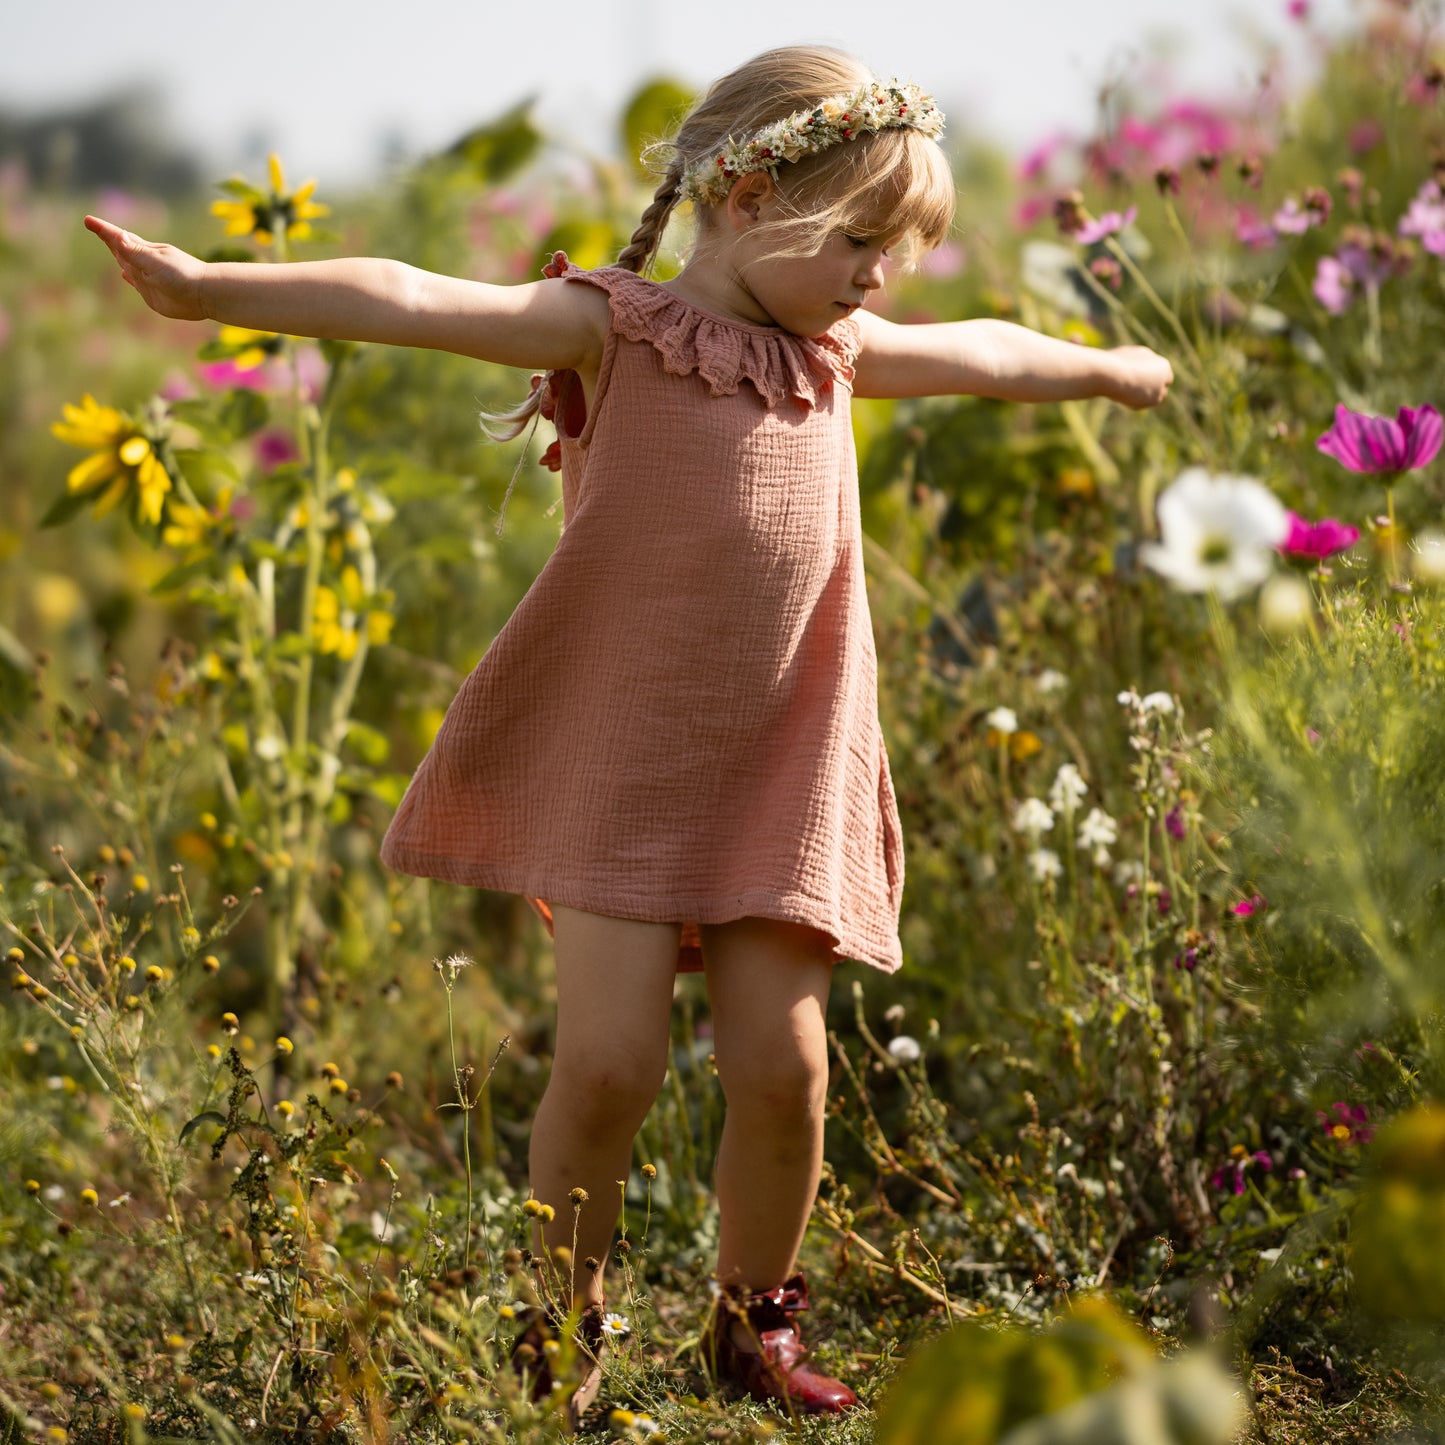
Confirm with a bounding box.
[380,258,905,973]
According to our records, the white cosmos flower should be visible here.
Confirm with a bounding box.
[986,706,1019,735]
[1012,797,1055,837]
[1140,469,1289,600]
[1028,848,1064,882]
[1048,763,1088,812]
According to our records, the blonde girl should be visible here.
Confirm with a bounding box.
[87,45,1171,1418]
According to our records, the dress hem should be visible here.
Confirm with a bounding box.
[379,843,903,974]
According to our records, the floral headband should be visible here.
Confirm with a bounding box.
[675,80,945,206]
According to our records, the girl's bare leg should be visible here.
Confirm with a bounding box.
[530,904,680,1308]
[701,917,834,1306]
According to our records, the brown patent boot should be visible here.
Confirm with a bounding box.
[705,1273,857,1414]
[510,1300,607,1430]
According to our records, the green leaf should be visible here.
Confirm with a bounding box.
[173,448,241,497]
[444,100,543,185]
[201,246,258,265]
[538,219,618,274]
[150,558,215,596]
[179,1111,228,1145]
[38,489,93,529]
[620,78,695,179]
[217,388,269,440]
[217,177,264,201]
[344,721,391,766]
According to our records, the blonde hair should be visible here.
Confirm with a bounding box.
[486,47,954,454]
[625,46,955,273]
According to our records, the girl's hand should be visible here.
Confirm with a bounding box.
[1105,345,1173,409]
[85,216,208,321]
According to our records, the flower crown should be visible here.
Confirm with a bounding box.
[675,80,944,206]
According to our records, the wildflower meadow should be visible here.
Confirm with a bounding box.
[4,6,1445,1441]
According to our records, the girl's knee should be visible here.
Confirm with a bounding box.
[548,1039,668,1129]
[716,1038,828,1119]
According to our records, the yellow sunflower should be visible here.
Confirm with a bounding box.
[51,395,171,525]
[211,153,330,247]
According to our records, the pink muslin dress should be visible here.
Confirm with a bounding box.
[379,258,905,973]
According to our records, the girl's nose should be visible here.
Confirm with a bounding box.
[855,254,886,290]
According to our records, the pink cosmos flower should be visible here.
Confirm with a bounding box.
[1018,131,1070,182]
[1288,0,1310,17]
[1233,893,1267,916]
[1279,512,1360,560]
[1349,120,1385,156]
[1236,208,1277,249]
[1316,404,1444,473]
[1398,178,1445,257]
[1312,255,1355,314]
[1075,207,1137,245]
[199,358,272,392]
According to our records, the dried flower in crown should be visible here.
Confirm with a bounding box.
[676,80,944,206]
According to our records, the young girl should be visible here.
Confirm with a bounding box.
[87,45,1171,1418]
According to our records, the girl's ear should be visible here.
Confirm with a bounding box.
[723,172,776,231]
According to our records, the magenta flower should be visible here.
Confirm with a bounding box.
[1287,0,1309,15]
[1164,804,1186,840]
[1212,1148,1273,1195]
[1272,192,1329,236]
[1318,1101,1373,1147]
[255,429,300,472]
[1075,207,1137,245]
[1316,404,1443,473]
[199,358,272,392]
[1232,893,1267,917]
[1279,512,1360,560]
[1018,131,1070,182]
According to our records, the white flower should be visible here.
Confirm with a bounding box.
[370,1210,394,1243]
[1048,763,1088,812]
[887,1035,923,1063]
[1117,689,1142,708]
[1028,848,1063,882]
[1139,468,1290,600]
[1259,574,1313,633]
[1077,807,1118,866]
[1411,530,1445,584]
[1113,859,1145,888]
[601,1312,632,1338]
[253,733,285,761]
[883,1002,906,1023]
[1037,669,1068,694]
[433,953,473,984]
[1012,797,1055,837]
[985,706,1018,735]
[1139,692,1174,715]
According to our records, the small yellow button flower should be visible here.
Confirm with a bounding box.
[80,1188,98,1206]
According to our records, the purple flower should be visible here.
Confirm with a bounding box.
[1233,893,1267,917]
[1317,404,1444,473]
[1279,512,1360,560]
[1075,207,1138,245]
[1165,804,1186,840]
[1398,178,1445,257]
[1175,946,1199,972]
[1272,197,1320,235]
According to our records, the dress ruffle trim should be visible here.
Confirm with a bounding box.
[544,252,859,410]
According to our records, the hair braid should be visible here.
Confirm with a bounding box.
[614,163,684,275]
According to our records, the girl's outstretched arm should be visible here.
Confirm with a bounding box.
[851,310,1172,409]
[84,216,609,374]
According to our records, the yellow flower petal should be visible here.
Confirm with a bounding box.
[336,629,360,661]
[219,325,275,346]
[340,565,364,609]
[136,453,172,525]
[253,229,274,247]
[234,347,268,371]
[366,611,394,644]
[313,587,339,622]
[67,450,123,494]
[286,222,313,242]
[269,153,286,195]
[118,435,152,466]
[91,476,131,518]
[53,395,127,450]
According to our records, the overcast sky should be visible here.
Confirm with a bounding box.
[3,0,1360,183]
